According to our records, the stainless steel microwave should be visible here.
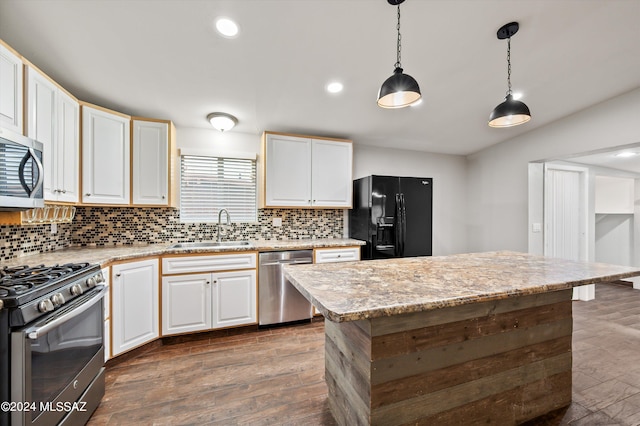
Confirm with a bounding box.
[0,126,44,211]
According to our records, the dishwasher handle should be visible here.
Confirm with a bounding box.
[261,258,313,266]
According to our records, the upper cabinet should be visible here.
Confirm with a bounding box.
[0,42,23,134]
[82,104,131,205]
[132,118,177,207]
[261,132,352,208]
[26,65,80,202]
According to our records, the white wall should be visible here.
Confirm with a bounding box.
[353,144,468,256]
[467,88,640,253]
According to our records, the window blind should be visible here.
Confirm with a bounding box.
[180,155,257,222]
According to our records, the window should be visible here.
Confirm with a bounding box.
[180,155,257,222]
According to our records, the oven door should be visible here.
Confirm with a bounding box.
[11,286,106,426]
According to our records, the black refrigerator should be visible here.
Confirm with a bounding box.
[349,175,432,259]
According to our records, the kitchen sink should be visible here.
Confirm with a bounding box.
[168,241,251,249]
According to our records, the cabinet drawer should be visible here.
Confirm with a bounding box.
[162,253,257,274]
[314,247,360,264]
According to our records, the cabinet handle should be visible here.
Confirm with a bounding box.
[85,193,91,196]
[115,273,121,277]
[61,190,66,194]
[162,195,166,199]
[337,254,341,258]
[206,281,211,285]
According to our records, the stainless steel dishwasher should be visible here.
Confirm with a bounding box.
[259,250,314,326]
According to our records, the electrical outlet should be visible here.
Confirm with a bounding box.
[273,217,282,227]
[50,223,57,234]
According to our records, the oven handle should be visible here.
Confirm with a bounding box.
[26,286,106,340]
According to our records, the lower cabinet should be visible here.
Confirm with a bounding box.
[101,266,111,362]
[161,253,257,336]
[111,258,159,356]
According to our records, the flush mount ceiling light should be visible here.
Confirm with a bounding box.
[215,17,239,38]
[207,112,238,132]
[488,22,531,128]
[326,81,344,94]
[377,0,421,109]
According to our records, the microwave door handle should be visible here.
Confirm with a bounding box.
[26,286,106,340]
[18,148,44,197]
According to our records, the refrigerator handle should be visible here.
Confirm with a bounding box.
[394,194,401,257]
[400,193,407,256]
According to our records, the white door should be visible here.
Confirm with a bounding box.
[212,270,256,328]
[264,134,312,207]
[0,44,23,134]
[132,119,168,205]
[82,106,130,204]
[111,259,159,356]
[56,90,79,202]
[544,163,592,300]
[26,67,57,200]
[162,273,212,335]
[311,139,352,207]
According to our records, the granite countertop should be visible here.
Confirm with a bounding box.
[2,238,365,268]
[283,250,640,323]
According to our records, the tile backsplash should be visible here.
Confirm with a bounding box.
[0,207,345,261]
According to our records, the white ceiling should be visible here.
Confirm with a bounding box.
[1,0,639,156]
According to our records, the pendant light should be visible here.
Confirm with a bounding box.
[377,0,421,109]
[488,22,531,128]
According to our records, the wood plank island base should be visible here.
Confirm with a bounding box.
[283,251,640,426]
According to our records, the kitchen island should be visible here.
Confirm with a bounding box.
[283,251,640,425]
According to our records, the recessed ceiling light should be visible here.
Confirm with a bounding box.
[326,82,343,94]
[615,152,639,158]
[215,17,239,38]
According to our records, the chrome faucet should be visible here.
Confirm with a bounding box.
[217,209,230,242]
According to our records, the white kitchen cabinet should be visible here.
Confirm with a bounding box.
[261,132,352,208]
[132,118,175,206]
[161,253,257,336]
[310,139,353,207]
[162,273,212,335]
[111,259,159,356]
[0,43,23,134]
[211,270,257,328]
[82,104,131,204]
[26,66,79,202]
[314,246,361,264]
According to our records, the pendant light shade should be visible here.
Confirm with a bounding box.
[488,22,531,128]
[377,67,421,109]
[488,94,531,127]
[377,0,421,109]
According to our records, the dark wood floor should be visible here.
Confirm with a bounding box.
[88,283,640,425]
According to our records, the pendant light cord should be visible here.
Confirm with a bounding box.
[506,37,512,96]
[395,5,402,69]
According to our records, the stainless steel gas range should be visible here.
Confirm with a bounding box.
[0,263,106,426]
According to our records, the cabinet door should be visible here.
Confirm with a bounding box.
[212,270,257,328]
[311,139,352,207]
[111,259,159,356]
[26,67,57,201]
[0,44,23,134]
[56,91,79,202]
[264,134,312,207]
[314,247,360,263]
[162,273,212,336]
[132,119,168,205]
[82,106,130,204]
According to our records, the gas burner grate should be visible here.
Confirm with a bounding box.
[0,263,92,296]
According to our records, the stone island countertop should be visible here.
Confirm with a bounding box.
[2,238,364,268]
[283,250,640,323]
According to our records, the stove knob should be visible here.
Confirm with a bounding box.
[0,299,4,310]
[51,293,65,307]
[86,277,97,288]
[95,273,105,283]
[38,299,54,313]
[70,284,84,296]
